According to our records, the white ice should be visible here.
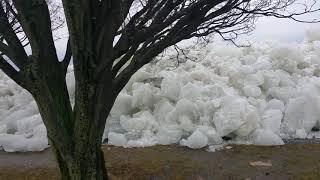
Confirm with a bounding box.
[1,29,320,151]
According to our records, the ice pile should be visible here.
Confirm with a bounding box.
[1,30,320,151]
[105,32,320,149]
[0,75,48,152]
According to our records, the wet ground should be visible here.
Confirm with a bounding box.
[1,144,320,180]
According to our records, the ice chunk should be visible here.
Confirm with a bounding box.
[170,99,200,123]
[234,109,259,137]
[261,71,281,90]
[180,83,202,100]
[153,99,175,123]
[0,87,13,97]
[207,146,216,152]
[265,99,285,112]
[214,97,259,136]
[283,96,320,134]
[178,116,195,133]
[146,77,164,87]
[104,116,124,137]
[204,84,227,98]
[110,93,133,118]
[161,76,181,101]
[206,130,223,145]
[190,70,212,83]
[295,129,307,139]
[32,124,47,137]
[252,129,284,146]
[108,132,127,146]
[16,114,42,134]
[279,72,295,87]
[270,46,302,74]
[120,111,158,133]
[267,87,297,103]
[197,126,223,145]
[244,73,264,86]
[127,130,157,147]
[252,57,272,71]
[207,144,224,152]
[156,125,182,145]
[282,98,305,134]
[180,130,208,149]
[0,98,11,110]
[132,83,157,109]
[307,131,320,139]
[12,91,34,106]
[125,71,153,92]
[243,85,261,97]
[261,110,282,134]
[4,105,38,124]
[247,98,267,113]
[0,134,48,152]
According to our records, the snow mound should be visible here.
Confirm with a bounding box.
[2,30,320,151]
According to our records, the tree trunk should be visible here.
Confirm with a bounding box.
[52,144,108,180]
[29,74,110,180]
[36,93,110,180]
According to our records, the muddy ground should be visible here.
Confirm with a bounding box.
[0,144,320,180]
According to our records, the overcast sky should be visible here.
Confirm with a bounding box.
[248,17,319,43]
[54,2,320,58]
[245,1,320,43]
[55,18,320,59]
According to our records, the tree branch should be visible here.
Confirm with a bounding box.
[12,0,58,64]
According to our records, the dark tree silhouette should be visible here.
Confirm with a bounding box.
[0,0,319,179]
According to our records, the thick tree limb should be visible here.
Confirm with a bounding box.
[12,0,58,65]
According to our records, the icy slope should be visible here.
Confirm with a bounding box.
[1,31,320,151]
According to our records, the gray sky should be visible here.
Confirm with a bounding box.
[247,1,320,43]
[54,2,320,58]
[55,18,319,59]
[248,17,319,43]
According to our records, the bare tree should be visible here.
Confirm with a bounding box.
[0,0,318,179]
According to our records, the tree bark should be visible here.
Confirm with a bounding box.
[52,143,107,180]
[35,89,110,180]
[28,69,110,180]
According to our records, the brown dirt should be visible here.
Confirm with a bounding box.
[1,144,320,180]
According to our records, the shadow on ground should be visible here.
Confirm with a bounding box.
[0,144,320,180]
